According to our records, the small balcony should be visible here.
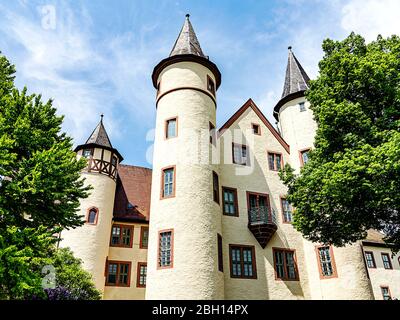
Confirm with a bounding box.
[248,206,277,248]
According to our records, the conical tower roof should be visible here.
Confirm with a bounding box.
[281,47,310,99]
[170,14,206,58]
[152,14,221,90]
[274,47,311,120]
[74,114,123,161]
[85,115,112,148]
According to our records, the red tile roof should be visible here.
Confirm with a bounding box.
[113,164,152,221]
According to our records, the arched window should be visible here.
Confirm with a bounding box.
[87,207,98,225]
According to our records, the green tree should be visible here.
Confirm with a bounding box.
[48,248,101,300]
[0,52,94,299]
[280,33,400,251]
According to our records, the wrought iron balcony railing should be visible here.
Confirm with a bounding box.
[248,206,277,226]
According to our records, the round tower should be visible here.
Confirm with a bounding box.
[274,47,317,172]
[145,14,224,299]
[274,47,373,300]
[60,115,123,293]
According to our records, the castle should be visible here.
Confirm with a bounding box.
[60,15,400,300]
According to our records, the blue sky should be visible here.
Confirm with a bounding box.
[1,0,399,167]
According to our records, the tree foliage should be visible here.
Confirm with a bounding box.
[0,52,96,299]
[280,33,400,251]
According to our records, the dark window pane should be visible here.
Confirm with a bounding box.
[88,209,97,224]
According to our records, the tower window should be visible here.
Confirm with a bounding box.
[232,143,249,166]
[165,117,177,139]
[86,207,98,225]
[158,230,173,269]
[316,246,338,278]
[381,286,392,300]
[381,253,393,269]
[252,123,261,135]
[161,166,175,198]
[209,122,216,146]
[82,149,93,158]
[281,198,293,223]
[212,171,220,204]
[273,248,299,280]
[110,224,133,248]
[207,75,215,96]
[300,149,311,166]
[217,234,223,272]
[229,245,257,279]
[222,187,238,216]
[364,251,376,268]
[268,152,283,171]
[137,262,147,288]
[140,226,149,249]
[111,155,118,166]
[105,261,131,287]
[299,102,306,112]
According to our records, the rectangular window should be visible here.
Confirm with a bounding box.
[300,149,310,166]
[217,234,223,272]
[105,261,131,287]
[212,171,219,204]
[82,149,93,158]
[158,230,173,269]
[209,122,216,146]
[222,187,238,216]
[381,286,391,300]
[316,246,337,278]
[365,251,376,268]
[381,253,393,270]
[140,226,149,249]
[273,248,299,280]
[137,262,147,288]
[232,143,249,166]
[268,152,283,171]
[110,225,133,248]
[252,123,261,135]
[247,192,271,224]
[299,102,306,112]
[161,166,175,198]
[281,198,293,223]
[229,245,257,279]
[207,75,215,96]
[165,117,177,139]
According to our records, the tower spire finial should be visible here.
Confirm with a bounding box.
[186,13,190,18]
[288,46,292,51]
[100,113,104,122]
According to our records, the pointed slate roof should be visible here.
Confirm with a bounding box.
[273,47,311,120]
[152,14,221,90]
[169,14,206,58]
[85,115,112,148]
[74,114,123,161]
[281,47,310,98]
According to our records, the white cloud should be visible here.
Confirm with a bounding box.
[341,0,400,41]
[0,2,160,147]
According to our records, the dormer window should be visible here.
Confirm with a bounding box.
[83,149,93,158]
[207,75,215,96]
[299,102,306,112]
